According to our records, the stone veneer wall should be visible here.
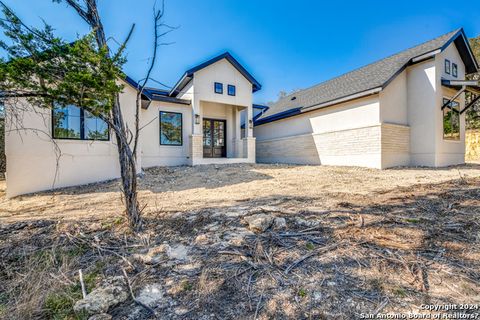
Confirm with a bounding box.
[256,124,411,169]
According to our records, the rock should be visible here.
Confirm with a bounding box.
[88,314,112,320]
[223,228,255,245]
[174,306,190,316]
[74,277,128,316]
[132,244,169,265]
[244,214,274,232]
[136,283,165,308]
[194,234,209,245]
[166,244,189,261]
[203,222,220,232]
[258,205,280,212]
[294,217,319,228]
[273,217,287,230]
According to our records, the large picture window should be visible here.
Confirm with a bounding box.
[53,105,109,140]
[160,111,183,146]
[443,98,460,141]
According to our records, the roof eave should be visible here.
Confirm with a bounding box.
[441,28,479,74]
[255,87,382,126]
[170,52,262,96]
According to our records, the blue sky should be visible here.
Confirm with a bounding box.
[2,0,480,104]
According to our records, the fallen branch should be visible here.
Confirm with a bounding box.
[79,269,87,298]
[284,242,341,275]
[122,268,158,318]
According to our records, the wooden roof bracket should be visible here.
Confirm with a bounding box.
[441,85,466,113]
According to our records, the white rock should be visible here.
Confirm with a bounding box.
[136,283,164,308]
[273,217,287,230]
[74,277,128,315]
[294,217,319,227]
[132,244,169,265]
[167,244,189,261]
[244,214,274,232]
[223,228,255,245]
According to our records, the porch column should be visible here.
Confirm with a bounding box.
[234,106,243,158]
[243,105,256,163]
[189,98,203,165]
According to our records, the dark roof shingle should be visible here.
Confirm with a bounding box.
[258,29,467,121]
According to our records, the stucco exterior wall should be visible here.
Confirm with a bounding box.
[434,43,466,166]
[255,96,383,167]
[140,101,192,168]
[380,71,408,125]
[192,58,254,138]
[406,59,438,166]
[5,83,138,198]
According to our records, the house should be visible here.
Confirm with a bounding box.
[5,53,260,197]
[4,28,479,197]
[254,28,479,169]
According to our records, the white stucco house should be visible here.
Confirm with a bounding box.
[254,28,479,169]
[4,28,480,197]
[5,53,259,197]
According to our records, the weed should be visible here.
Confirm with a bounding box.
[181,280,193,292]
[44,290,87,320]
[298,288,307,298]
[305,242,315,250]
[392,287,407,298]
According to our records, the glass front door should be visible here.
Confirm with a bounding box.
[203,119,226,158]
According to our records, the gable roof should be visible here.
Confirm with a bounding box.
[257,28,478,124]
[169,52,262,96]
[124,76,191,106]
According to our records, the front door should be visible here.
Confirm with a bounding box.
[203,119,226,158]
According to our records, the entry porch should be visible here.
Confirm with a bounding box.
[189,101,255,165]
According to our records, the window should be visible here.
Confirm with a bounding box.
[227,85,236,96]
[160,111,182,145]
[452,63,458,77]
[443,98,460,141]
[52,104,109,140]
[214,82,223,94]
[445,59,451,74]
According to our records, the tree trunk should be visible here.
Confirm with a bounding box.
[62,0,143,230]
[111,94,141,230]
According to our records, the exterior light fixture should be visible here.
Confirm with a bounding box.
[249,119,253,129]
[195,114,200,125]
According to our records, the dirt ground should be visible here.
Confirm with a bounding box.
[1,163,480,319]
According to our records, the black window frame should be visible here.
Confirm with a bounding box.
[452,63,458,77]
[51,104,110,141]
[159,111,183,146]
[442,97,460,141]
[214,82,223,94]
[227,84,236,96]
[445,59,451,74]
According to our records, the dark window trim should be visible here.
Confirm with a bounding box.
[452,63,458,77]
[445,59,451,74]
[214,82,223,94]
[51,105,110,141]
[159,111,183,146]
[227,84,236,96]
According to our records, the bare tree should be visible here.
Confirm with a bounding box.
[0,0,171,231]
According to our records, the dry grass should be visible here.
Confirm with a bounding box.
[466,129,480,161]
[0,163,480,319]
